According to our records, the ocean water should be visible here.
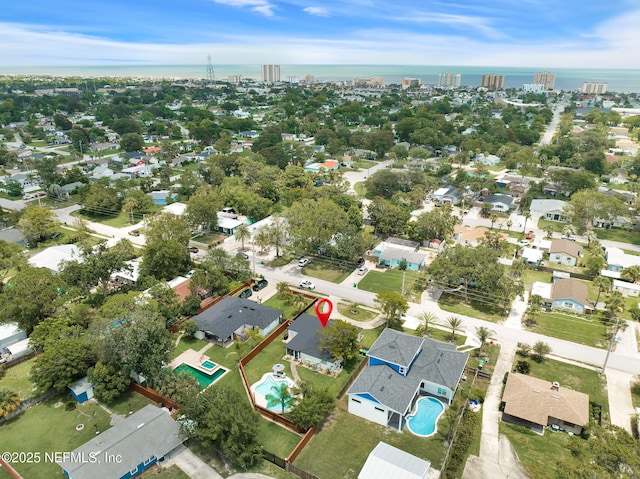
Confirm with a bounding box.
[1,64,639,93]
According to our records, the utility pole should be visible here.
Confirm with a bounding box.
[602,317,620,372]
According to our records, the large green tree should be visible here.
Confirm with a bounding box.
[141,213,191,280]
[17,205,59,244]
[185,186,222,232]
[30,338,96,393]
[374,291,409,329]
[286,198,349,255]
[88,362,131,403]
[318,320,360,363]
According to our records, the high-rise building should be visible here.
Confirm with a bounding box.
[227,74,242,84]
[481,74,505,90]
[438,72,461,88]
[353,76,384,88]
[261,64,280,83]
[401,78,422,89]
[533,71,555,90]
[304,74,314,84]
[581,82,608,94]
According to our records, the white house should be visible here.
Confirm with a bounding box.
[606,247,640,272]
[483,193,514,212]
[529,199,569,222]
[549,239,582,267]
[348,329,468,431]
[28,244,82,274]
[612,279,640,298]
[359,442,431,479]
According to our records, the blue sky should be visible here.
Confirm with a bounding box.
[1,0,639,67]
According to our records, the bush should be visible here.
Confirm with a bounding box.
[469,387,486,404]
[65,401,77,411]
[514,360,531,374]
[445,409,479,476]
[0,364,6,380]
[516,342,531,357]
[181,319,198,337]
[181,296,201,317]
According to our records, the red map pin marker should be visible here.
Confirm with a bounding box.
[314,298,333,328]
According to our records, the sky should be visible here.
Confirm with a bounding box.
[1,0,639,68]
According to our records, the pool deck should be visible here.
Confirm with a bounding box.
[250,372,298,410]
[170,342,216,374]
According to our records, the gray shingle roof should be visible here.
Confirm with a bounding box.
[286,313,335,362]
[192,296,282,341]
[59,405,183,479]
[349,329,468,415]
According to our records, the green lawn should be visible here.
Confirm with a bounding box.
[500,422,571,479]
[631,380,640,409]
[172,336,210,359]
[354,159,377,169]
[595,228,640,245]
[0,396,111,478]
[0,358,37,399]
[426,327,467,346]
[268,253,296,268]
[522,269,552,287]
[72,210,142,228]
[190,231,226,246]
[526,312,608,348]
[101,390,155,416]
[357,269,421,297]
[337,302,378,321]
[536,219,564,233]
[295,408,449,479]
[263,293,308,320]
[526,358,608,412]
[302,261,352,284]
[438,292,508,323]
[359,325,385,349]
[353,182,367,196]
[255,421,301,458]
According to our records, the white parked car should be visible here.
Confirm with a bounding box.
[298,258,310,267]
[518,239,530,246]
[299,280,316,290]
[357,267,368,276]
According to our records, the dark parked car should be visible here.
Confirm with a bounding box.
[188,246,199,253]
[252,279,268,291]
[355,257,365,268]
[237,251,250,260]
[128,229,140,237]
[238,288,252,299]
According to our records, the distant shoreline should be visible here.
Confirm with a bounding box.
[1,64,639,92]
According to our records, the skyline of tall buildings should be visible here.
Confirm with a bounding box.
[438,72,461,88]
[581,82,608,94]
[481,74,505,90]
[261,64,280,83]
[401,78,422,89]
[353,76,384,88]
[533,71,555,90]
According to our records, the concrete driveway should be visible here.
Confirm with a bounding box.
[605,369,636,433]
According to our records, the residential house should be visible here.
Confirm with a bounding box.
[148,190,178,205]
[58,405,184,479]
[532,278,594,314]
[28,244,82,274]
[372,237,425,270]
[454,226,507,248]
[348,328,468,431]
[432,186,461,204]
[605,247,640,272]
[304,159,340,172]
[482,193,514,212]
[529,199,569,222]
[59,182,84,197]
[217,211,245,235]
[501,373,589,435]
[522,247,543,266]
[191,296,283,347]
[0,323,27,361]
[612,279,640,298]
[473,153,500,166]
[549,239,582,267]
[0,227,27,247]
[358,442,431,479]
[285,313,342,373]
[89,166,114,182]
[238,130,259,139]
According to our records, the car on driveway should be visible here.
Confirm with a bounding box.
[238,288,253,299]
[518,239,530,246]
[355,257,365,268]
[237,251,250,260]
[298,258,310,267]
[252,279,268,291]
[526,231,534,240]
[188,247,199,253]
[128,229,140,237]
[357,266,368,276]
[299,280,316,290]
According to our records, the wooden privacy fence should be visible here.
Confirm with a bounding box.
[336,357,367,399]
[130,383,181,410]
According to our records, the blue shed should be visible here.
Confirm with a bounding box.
[69,376,94,404]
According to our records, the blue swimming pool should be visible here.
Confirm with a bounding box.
[201,360,216,370]
[406,397,445,437]
[254,376,293,412]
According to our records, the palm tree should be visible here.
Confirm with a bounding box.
[621,265,640,284]
[584,230,598,248]
[522,212,531,234]
[293,294,307,313]
[265,382,294,414]
[234,224,251,251]
[475,326,494,356]
[593,275,612,306]
[444,315,464,341]
[417,311,438,337]
[561,224,577,238]
[605,291,625,322]
[489,214,498,230]
[0,388,21,418]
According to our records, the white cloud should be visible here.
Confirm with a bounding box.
[303,6,330,17]
[211,0,275,16]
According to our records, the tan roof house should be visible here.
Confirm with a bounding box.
[501,373,589,435]
[551,278,594,314]
[454,226,508,247]
[549,239,582,267]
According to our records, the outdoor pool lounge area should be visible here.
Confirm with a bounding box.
[250,372,297,413]
[406,396,445,437]
[174,362,227,391]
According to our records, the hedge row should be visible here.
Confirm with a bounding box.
[445,408,480,478]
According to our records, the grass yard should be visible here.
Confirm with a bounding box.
[295,408,449,479]
[337,302,378,321]
[353,182,367,197]
[0,396,111,478]
[0,467,14,479]
[438,292,508,323]
[595,228,640,245]
[359,325,385,349]
[302,261,352,284]
[354,159,377,169]
[101,390,155,416]
[172,336,210,359]
[0,358,37,399]
[631,380,640,409]
[263,293,308,320]
[144,465,190,479]
[525,358,608,412]
[358,269,421,296]
[526,312,608,348]
[268,253,296,268]
[255,420,301,458]
[190,231,226,246]
[536,219,564,233]
[72,210,141,228]
[500,422,571,479]
[522,269,552,288]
